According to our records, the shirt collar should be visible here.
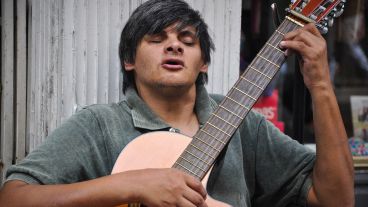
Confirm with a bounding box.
[125,84,216,131]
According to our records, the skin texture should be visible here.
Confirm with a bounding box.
[0,23,354,207]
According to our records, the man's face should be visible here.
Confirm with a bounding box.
[124,24,208,93]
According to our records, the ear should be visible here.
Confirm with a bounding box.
[199,64,208,73]
[124,62,135,71]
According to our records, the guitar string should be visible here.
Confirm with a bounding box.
[180,20,288,177]
[180,19,294,177]
[175,18,301,178]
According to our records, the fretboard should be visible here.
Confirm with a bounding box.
[172,17,302,180]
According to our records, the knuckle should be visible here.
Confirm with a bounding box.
[298,42,305,50]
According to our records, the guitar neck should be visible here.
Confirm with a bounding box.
[172,17,302,180]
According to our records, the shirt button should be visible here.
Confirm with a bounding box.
[169,127,180,133]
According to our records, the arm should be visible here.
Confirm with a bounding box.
[280,23,354,207]
[0,168,207,207]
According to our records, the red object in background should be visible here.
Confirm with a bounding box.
[253,90,285,132]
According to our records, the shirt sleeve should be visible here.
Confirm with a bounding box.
[5,108,110,185]
[252,113,315,207]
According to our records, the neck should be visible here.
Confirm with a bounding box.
[136,84,200,136]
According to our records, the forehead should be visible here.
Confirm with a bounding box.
[167,23,196,32]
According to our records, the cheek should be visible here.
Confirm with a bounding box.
[136,52,155,68]
[187,49,204,66]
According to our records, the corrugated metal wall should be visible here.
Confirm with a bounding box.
[1,0,28,183]
[27,0,242,151]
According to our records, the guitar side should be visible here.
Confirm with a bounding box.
[111,131,231,207]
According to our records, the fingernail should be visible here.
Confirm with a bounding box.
[279,41,285,48]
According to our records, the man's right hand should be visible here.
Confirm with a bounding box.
[0,168,208,207]
[128,168,208,207]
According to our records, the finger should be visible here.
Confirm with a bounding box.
[184,176,207,199]
[283,28,301,40]
[177,197,197,207]
[284,49,294,57]
[283,28,319,47]
[279,40,312,58]
[303,23,322,37]
[182,188,208,207]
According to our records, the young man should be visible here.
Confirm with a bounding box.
[0,0,354,206]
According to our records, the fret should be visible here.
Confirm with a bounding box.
[258,45,283,65]
[200,129,227,145]
[249,66,272,79]
[266,42,284,53]
[257,54,281,68]
[240,76,264,90]
[219,105,243,119]
[285,16,304,27]
[175,161,197,176]
[180,146,211,165]
[212,113,237,129]
[233,86,257,101]
[275,29,285,36]
[207,122,232,137]
[184,149,212,165]
[177,156,207,172]
[193,135,222,152]
[189,142,217,157]
[226,95,250,110]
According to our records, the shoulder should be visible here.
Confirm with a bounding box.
[77,100,132,122]
[55,101,134,140]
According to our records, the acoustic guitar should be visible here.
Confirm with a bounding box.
[112,0,345,206]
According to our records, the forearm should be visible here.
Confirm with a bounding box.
[309,84,354,206]
[0,173,138,207]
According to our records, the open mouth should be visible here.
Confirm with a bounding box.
[162,59,184,70]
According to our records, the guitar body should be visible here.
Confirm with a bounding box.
[111,131,231,207]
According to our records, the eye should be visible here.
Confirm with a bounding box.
[150,38,162,43]
[181,37,195,46]
[183,41,195,46]
[146,34,164,44]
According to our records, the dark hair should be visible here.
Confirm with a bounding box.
[119,0,215,93]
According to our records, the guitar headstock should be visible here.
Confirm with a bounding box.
[287,0,346,34]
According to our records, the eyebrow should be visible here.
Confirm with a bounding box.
[146,28,197,40]
[178,29,197,38]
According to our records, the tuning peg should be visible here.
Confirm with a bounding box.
[316,24,328,34]
[328,18,334,27]
[334,8,344,18]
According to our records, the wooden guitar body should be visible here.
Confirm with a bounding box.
[111,131,231,206]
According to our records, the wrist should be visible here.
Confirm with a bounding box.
[307,81,334,97]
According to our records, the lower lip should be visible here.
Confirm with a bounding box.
[162,64,184,70]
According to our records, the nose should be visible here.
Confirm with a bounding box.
[165,40,183,54]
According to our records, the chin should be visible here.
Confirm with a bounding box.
[154,81,194,90]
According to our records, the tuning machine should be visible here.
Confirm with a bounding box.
[317,0,346,34]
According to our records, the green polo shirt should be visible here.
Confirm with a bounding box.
[6,85,315,206]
